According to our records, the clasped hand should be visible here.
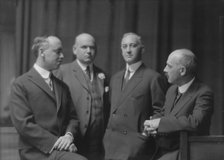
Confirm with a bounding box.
[142,118,161,137]
[50,134,77,153]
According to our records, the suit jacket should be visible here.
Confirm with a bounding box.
[153,78,214,160]
[56,60,110,138]
[103,64,167,160]
[9,68,79,159]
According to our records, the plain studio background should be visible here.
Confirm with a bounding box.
[0,0,223,153]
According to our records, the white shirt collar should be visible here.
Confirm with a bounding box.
[77,59,93,72]
[178,77,195,93]
[33,63,51,79]
[126,61,142,73]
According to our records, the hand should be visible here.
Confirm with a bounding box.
[68,143,78,153]
[52,134,74,151]
[144,118,161,129]
[142,126,157,137]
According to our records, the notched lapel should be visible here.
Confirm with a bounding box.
[52,76,62,112]
[72,62,89,92]
[28,69,56,100]
[113,67,144,113]
[95,72,105,97]
[171,82,199,115]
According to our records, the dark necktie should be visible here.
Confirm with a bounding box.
[174,90,182,105]
[85,66,91,80]
[122,69,131,89]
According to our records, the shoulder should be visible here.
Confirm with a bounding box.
[54,76,70,91]
[193,79,214,95]
[111,69,123,80]
[93,65,110,80]
[143,66,162,78]
[59,62,73,71]
[54,62,73,79]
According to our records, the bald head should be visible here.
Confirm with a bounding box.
[73,33,97,65]
[74,33,96,47]
[33,35,63,71]
[169,49,197,75]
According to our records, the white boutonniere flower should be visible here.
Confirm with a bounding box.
[105,86,109,93]
[98,73,105,79]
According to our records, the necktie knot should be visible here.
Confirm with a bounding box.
[174,90,182,105]
[44,73,53,91]
[122,69,131,90]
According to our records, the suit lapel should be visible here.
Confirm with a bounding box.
[72,61,89,92]
[166,86,178,113]
[113,65,144,113]
[171,80,198,115]
[51,75,62,112]
[111,70,124,111]
[28,68,56,100]
[93,66,104,97]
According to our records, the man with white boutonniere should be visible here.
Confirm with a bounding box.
[55,33,110,160]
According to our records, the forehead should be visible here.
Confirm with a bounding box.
[76,35,95,46]
[121,35,139,44]
[167,52,181,65]
[48,37,62,49]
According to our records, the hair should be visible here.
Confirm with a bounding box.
[122,32,144,46]
[31,36,49,57]
[178,49,198,76]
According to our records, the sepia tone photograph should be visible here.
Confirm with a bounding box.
[0,0,224,160]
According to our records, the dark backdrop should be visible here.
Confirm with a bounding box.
[0,0,223,134]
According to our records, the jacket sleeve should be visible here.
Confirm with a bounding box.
[150,74,168,115]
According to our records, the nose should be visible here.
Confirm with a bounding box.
[87,47,91,53]
[163,65,167,73]
[59,52,64,59]
[125,46,131,53]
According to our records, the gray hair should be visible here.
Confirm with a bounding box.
[31,36,49,57]
[122,32,143,46]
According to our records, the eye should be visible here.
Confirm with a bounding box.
[122,45,127,49]
[130,43,138,48]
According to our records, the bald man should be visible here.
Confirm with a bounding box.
[144,49,214,160]
[103,33,167,160]
[56,33,109,160]
[9,36,87,160]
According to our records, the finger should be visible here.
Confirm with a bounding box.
[53,138,61,150]
[55,137,63,150]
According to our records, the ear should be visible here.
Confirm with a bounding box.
[39,48,45,57]
[140,45,145,54]
[72,45,77,55]
[180,66,187,76]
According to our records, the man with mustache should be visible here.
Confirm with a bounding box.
[144,49,214,160]
[103,32,167,160]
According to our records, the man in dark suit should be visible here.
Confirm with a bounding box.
[144,49,214,160]
[9,36,87,160]
[103,32,167,160]
[56,33,109,160]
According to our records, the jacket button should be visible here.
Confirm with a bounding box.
[87,97,89,100]
[86,110,89,114]
[123,130,127,135]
